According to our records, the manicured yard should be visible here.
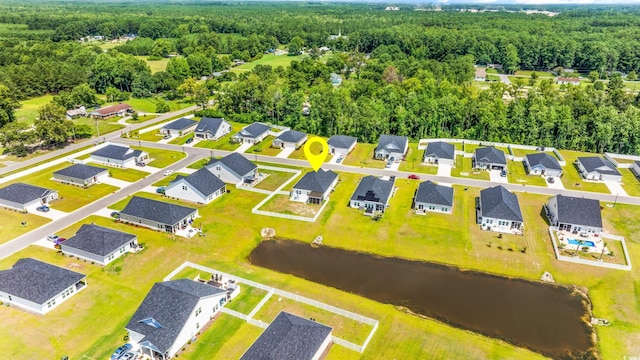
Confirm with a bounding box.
[133,130,164,142]
[225,285,269,314]
[507,160,547,187]
[151,172,190,187]
[620,168,640,197]
[0,144,94,177]
[104,97,194,114]
[254,170,296,191]
[15,94,54,125]
[168,133,195,145]
[231,53,306,73]
[246,136,282,156]
[450,156,490,181]
[88,163,149,182]
[558,150,610,193]
[74,117,125,137]
[462,143,509,155]
[134,56,170,73]
[260,194,321,217]
[342,143,385,169]
[0,208,51,245]
[188,158,210,170]
[193,121,246,151]
[131,146,186,168]
[510,147,542,157]
[398,143,438,174]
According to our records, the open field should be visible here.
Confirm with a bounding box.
[131,146,186,168]
[15,95,54,125]
[342,143,386,169]
[507,160,547,187]
[558,150,610,193]
[74,117,125,137]
[103,97,194,114]
[88,163,149,182]
[450,156,490,181]
[134,56,170,73]
[0,144,94,176]
[260,194,320,217]
[230,54,306,73]
[0,208,51,245]
[399,143,439,174]
[254,169,295,191]
[515,70,554,78]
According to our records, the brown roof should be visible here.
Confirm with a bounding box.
[92,103,132,116]
[475,68,487,77]
[557,77,580,82]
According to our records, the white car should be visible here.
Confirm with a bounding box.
[163,170,174,176]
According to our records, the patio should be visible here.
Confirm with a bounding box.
[555,230,609,255]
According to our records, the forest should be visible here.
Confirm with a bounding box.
[1,1,640,155]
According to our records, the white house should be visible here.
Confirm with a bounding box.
[576,157,622,182]
[194,117,232,140]
[327,135,357,156]
[232,122,270,144]
[90,144,148,167]
[557,77,580,85]
[53,164,109,187]
[0,183,58,212]
[164,168,226,204]
[631,161,640,178]
[118,196,198,234]
[546,195,603,236]
[349,175,394,214]
[474,67,487,81]
[272,130,308,149]
[473,146,507,171]
[524,153,563,177]
[423,142,456,166]
[206,153,258,185]
[290,169,338,204]
[160,118,198,136]
[477,185,524,234]
[413,181,453,214]
[374,135,408,161]
[61,224,138,266]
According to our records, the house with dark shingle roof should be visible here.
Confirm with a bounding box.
[119,196,198,234]
[164,168,226,204]
[291,169,338,204]
[272,130,308,149]
[126,279,227,360]
[61,224,138,266]
[53,163,109,187]
[327,135,357,156]
[0,258,86,315]
[374,135,408,160]
[240,311,333,360]
[0,183,58,212]
[576,157,622,182]
[160,118,198,136]
[206,153,258,185]
[524,153,563,177]
[349,176,395,213]
[632,161,640,179]
[546,195,603,236]
[478,185,524,234]
[473,146,507,170]
[413,181,453,214]
[90,144,148,167]
[194,117,232,140]
[232,122,270,144]
[423,142,456,166]
[89,103,132,119]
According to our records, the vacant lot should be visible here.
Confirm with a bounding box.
[450,156,490,181]
[342,143,385,169]
[15,95,54,125]
[131,146,186,168]
[260,194,320,217]
[231,54,306,73]
[88,163,149,182]
[134,56,170,73]
[398,143,438,174]
[0,208,51,245]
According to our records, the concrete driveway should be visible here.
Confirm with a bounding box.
[26,205,67,220]
[605,181,627,196]
[489,169,509,183]
[276,147,296,158]
[386,160,401,171]
[100,177,132,188]
[437,164,452,177]
[235,142,252,153]
[546,177,565,190]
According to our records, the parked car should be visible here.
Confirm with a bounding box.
[185,137,194,144]
[385,160,393,168]
[135,162,146,167]
[163,134,171,140]
[336,156,344,163]
[110,211,120,219]
[500,169,507,177]
[120,352,137,360]
[164,170,174,176]
[156,187,165,194]
[54,237,66,245]
[110,344,132,360]
[47,235,60,242]
[36,205,50,212]
[408,174,420,180]
[547,177,555,183]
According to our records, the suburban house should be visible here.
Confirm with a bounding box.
[66,106,86,120]
[272,130,308,149]
[53,163,109,187]
[474,67,487,81]
[206,153,258,185]
[0,258,86,315]
[327,135,357,156]
[349,175,395,213]
[632,161,640,178]
[477,185,524,234]
[374,135,409,160]
[473,146,507,170]
[164,168,226,204]
[160,118,198,136]
[89,103,132,119]
[0,183,58,212]
[524,153,563,177]
[90,144,148,167]
[240,311,333,360]
[194,117,232,140]
[290,169,338,204]
[232,122,271,144]
[557,77,581,85]
[576,157,622,182]
[422,141,456,166]
[61,224,138,266]
[413,181,453,214]
[546,195,603,236]
[330,73,342,86]
[126,279,227,360]
[118,196,198,234]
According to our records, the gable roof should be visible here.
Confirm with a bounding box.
[91,145,143,161]
[275,130,307,143]
[126,280,225,354]
[350,176,394,204]
[207,153,257,177]
[577,157,621,176]
[293,169,337,193]
[0,183,55,205]
[474,146,507,165]
[161,118,197,131]
[62,224,136,257]
[195,117,229,134]
[525,153,562,171]
[120,196,197,226]
[170,168,225,197]
[53,164,108,181]
[238,122,270,138]
[376,135,408,153]
[0,258,85,304]
[553,195,602,228]
[327,135,357,149]
[91,103,131,116]
[424,142,455,160]
[480,185,523,222]
[415,181,453,207]
[241,311,332,360]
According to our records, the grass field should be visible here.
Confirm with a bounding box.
[0,208,51,245]
[134,130,164,142]
[224,285,268,314]
[621,168,640,197]
[168,133,195,145]
[260,194,320,217]
[134,56,170,73]
[558,150,611,193]
[104,97,194,114]
[74,116,125,137]
[450,156,490,181]
[151,172,190,187]
[131,146,186,168]
[515,70,554,78]
[15,95,54,125]
[398,143,439,174]
[507,160,547,187]
[246,136,281,156]
[342,143,385,169]
[88,163,149,182]
[510,148,542,157]
[254,170,296,191]
[0,144,93,177]
[231,54,306,73]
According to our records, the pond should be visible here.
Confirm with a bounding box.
[249,239,594,359]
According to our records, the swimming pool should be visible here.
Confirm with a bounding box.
[567,239,595,247]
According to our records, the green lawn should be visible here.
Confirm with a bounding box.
[104,97,194,114]
[342,143,385,169]
[152,172,190,187]
[131,146,186,168]
[0,144,93,177]
[225,285,269,314]
[74,117,125,137]
[87,163,149,182]
[134,56,170,73]
[260,194,321,217]
[462,143,509,155]
[507,160,547,187]
[15,94,54,125]
[621,168,640,197]
[133,130,164,142]
[398,143,438,174]
[231,54,306,73]
[0,208,51,245]
[193,121,245,151]
[188,158,210,170]
[246,136,281,156]
[511,148,541,157]
[515,70,554,78]
[168,133,195,145]
[450,156,490,181]
[254,170,296,191]
[558,150,611,193]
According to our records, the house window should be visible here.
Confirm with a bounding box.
[196,322,200,329]
[8,295,12,301]
[182,185,187,191]
[442,207,448,212]
[196,307,202,316]
[216,166,221,171]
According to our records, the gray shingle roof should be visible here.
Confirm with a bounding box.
[162,118,197,131]
[53,164,108,181]
[0,183,55,205]
[0,258,85,305]
[195,117,229,134]
[91,145,143,161]
[126,280,225,354]
[62,224,136,257]
[577,157,621,176]
[480,185,523,222]
[327,135,356,149]
[241,311,333,360]
[414,181,453,206]
[424,142,455,160]
[238,122,270,138]
[376,135,408,153]
[635,160,640,168]
[293,169,337,193]
[120,196,197,226]
[474,146,507,165]
[525,153,562,171]
[276,130,307,143]
[171,168,225,197]
[350,176,394,204]
[553,195,602,228]
[207,153,257,177]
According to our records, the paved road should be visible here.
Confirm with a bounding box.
[498,74,512,85]
[0,105,199,177]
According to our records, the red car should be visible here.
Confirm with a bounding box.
[408,174,420,180]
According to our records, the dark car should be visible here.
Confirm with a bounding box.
[36,205,50,212]
[500,169,507,177]
[110,211,120,219]
[408,174,420,180]
[156,187,165,194]
[547,177,555,183]
[54,237,66,245]
[185,137,194,144]
[111,344,132,360]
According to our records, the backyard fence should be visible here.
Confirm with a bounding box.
[604,152,640,168]
[548,227,632,271]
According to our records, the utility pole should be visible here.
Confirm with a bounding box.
[95,118,101,139]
